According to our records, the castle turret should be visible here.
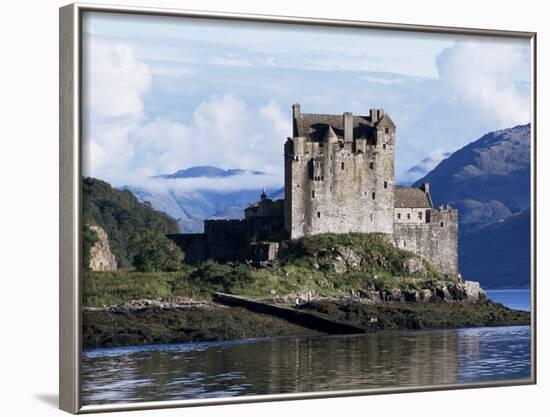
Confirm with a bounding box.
[292,103,301,137]
[343,112,353,143]
[323,125,338,144]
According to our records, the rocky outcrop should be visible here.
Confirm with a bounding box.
[88,225,117,271]
[352,280,486,304]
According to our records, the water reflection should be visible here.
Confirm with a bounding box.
[82,326,531,405]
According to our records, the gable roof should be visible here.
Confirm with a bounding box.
[296,112,378,142]
[394,187,432,208]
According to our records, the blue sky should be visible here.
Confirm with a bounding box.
[82,12,531,189]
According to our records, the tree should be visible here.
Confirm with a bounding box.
[130,230,184,272]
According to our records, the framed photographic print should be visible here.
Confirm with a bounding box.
[59,2,537,414]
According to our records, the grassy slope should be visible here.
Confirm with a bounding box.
[83,233,456,307]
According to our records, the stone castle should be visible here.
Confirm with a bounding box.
[168,104,458,275]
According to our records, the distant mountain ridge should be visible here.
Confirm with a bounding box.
[413,124,530,232]
[459,210,530,289]
[122,167,282,233]
[153,165,265,180]
[412,124,531,289]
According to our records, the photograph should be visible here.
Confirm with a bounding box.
[78,8,533,408]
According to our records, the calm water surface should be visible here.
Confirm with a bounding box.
[486,289,531,311]
[82,289,532,405]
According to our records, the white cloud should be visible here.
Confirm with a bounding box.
[260,101,292,139]
[82,38,151,181]
[119,95,287,187]
[82,37,287,188]
[436,39,530,128]
[212,54,252,67]
[150,64,193,78]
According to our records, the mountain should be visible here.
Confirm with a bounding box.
[122,167,283,233]
[399,151,451,185]
[412,124,531,289]
[413,124,530,232]
[459,210,530,289]
[153,165,264,179]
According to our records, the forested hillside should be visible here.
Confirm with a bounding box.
[83,177,180,268]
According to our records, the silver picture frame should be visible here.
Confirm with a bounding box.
[59,2,537,414]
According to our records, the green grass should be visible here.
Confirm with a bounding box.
[83,233,457,307]
[83,268,198,307]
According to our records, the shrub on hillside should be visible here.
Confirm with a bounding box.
[130,230,184,272]
[190,261,255,293]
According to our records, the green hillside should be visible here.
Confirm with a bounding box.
[83,177,180,268]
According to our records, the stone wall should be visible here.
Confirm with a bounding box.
[393,208,458,275]
[284,114,396,239]
[394,207,429,224]
[166,233,207,265]
[169,215,286,264]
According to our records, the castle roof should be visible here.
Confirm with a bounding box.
[323,125,338,140]
[394,187,432,208]
[296,112,378,142]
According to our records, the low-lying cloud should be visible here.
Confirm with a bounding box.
[126,172,283,195]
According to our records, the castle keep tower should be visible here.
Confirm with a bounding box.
[284,104,396,238]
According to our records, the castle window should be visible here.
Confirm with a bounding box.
[384,181,388,189]
[397,213,401,220]
[440,222,444,227]
[311,190,315,198]
[383,144,387,150]
[418,212,423,220]
[403,240,407,247]
[341,162,345,170]
[317,211,321,218]
[330,186,333,193]
[321,176,324,181]
[330,155,333,161]
[385,127,389,134]
[369,162,374,170]
[372,192,376,200]
[370,213,373,221]
[407,213,411,220]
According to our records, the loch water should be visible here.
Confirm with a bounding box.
[82,289,532,405]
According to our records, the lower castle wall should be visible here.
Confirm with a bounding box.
[393,209,458,276]
[166,233,207,265]
[169,207,458,275]
[169,216,286,264]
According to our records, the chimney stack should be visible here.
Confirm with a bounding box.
[343,112,353,143]
[421,182,430,194]
[370,108,378,124]
[292,103,301,137]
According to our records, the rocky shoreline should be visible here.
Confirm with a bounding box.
[82,297,321,349]
[82,294,530,349]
